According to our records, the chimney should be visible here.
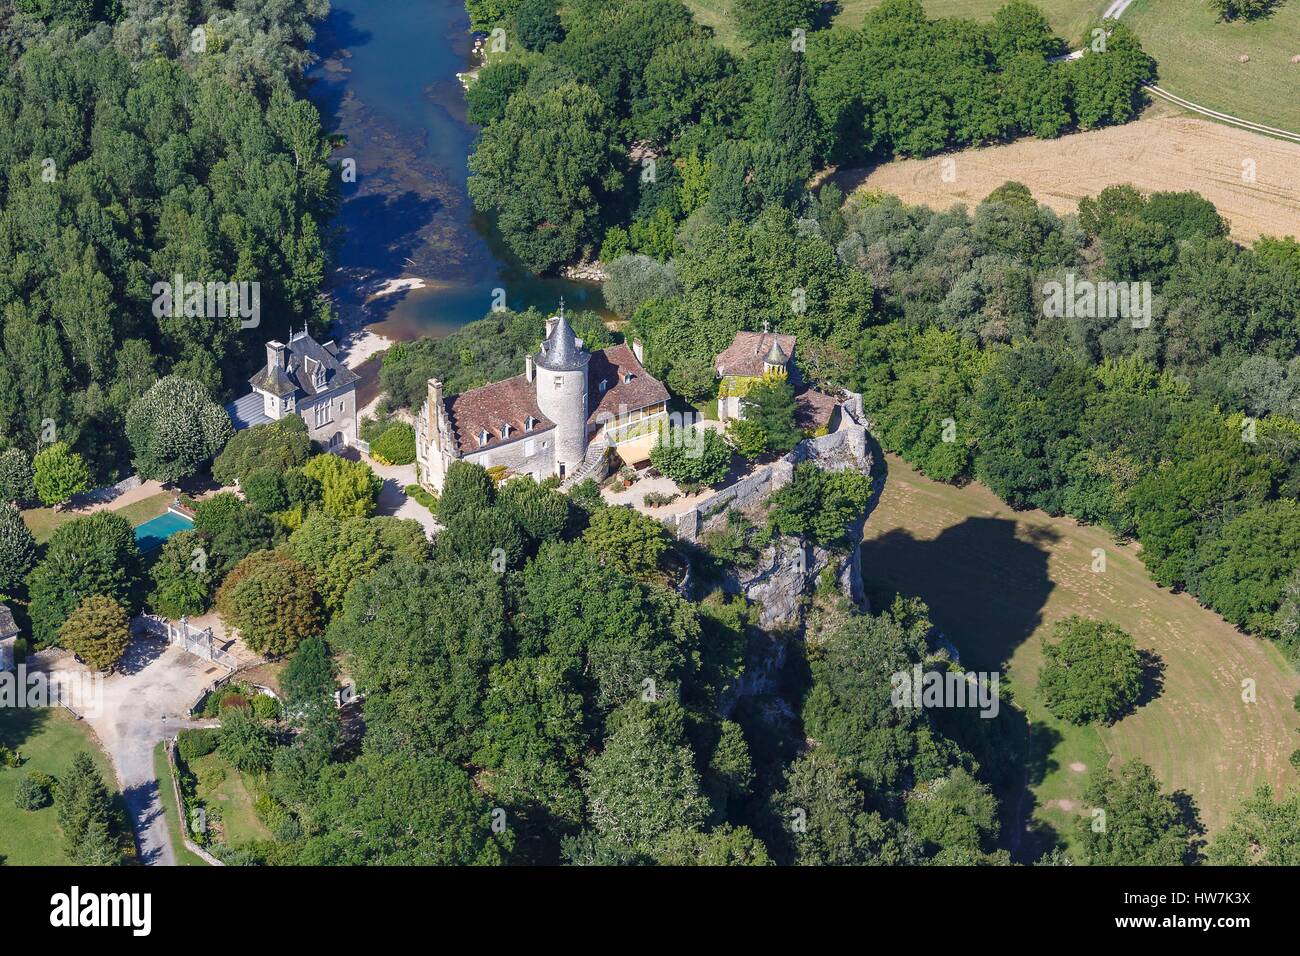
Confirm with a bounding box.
[544,316,558,339]
[632,339,644,365]
[525,354,535,383]
[426,379,444,448]
[266,340,286,370]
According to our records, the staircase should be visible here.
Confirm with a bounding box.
[561,435,611,490]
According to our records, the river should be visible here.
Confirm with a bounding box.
[308,0,603,346]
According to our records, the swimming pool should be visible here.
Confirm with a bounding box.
[134,511,195,553]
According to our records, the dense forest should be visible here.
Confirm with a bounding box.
[0,0,335,483]
[3,0,1297,868]
[465,0,1154,272]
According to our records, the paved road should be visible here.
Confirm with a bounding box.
[35,637,223,865]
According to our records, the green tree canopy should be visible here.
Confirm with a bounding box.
[1038,616,1145,725]
[31,443,91,507]
[125,375,233,482]
[58,594,131,673]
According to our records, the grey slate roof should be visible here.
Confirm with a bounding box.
[250,330,359,400]
[764,338,788,366]
[226,392,273,430]
[534,313,590,372]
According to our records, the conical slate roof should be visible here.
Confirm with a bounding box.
[763,338,788,366]
[535,311,589,371]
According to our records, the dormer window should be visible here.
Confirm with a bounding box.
[623,372,634,384]
[525,416,536,432]
[598,379,607,393]
[478,428,490,447]
[501,423,511,440]
[314,366,326,388]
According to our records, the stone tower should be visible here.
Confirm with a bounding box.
[533,307,590,480]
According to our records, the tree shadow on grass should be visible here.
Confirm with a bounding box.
[1134,649,1166,712]
[0,703,50,751]
[861,514,1060,861]
[861,516,1057,672]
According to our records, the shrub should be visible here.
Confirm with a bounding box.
[15,772,52,810]
[650,427,732,488]
[643,491,679,508]
[252,694,282,720]
[219,708,275,774]
[177,729,220,763]
[767,464,872,546]
[702,510,763,570]
[405,484,439,512]
[370,422,416,466]
[0,745,23,768]
[219,692,251,713]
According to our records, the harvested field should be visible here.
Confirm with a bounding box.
[838,113,1300,243]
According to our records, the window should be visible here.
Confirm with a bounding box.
[478,429,490,447]
[525,416,536,432]
[598,379,607,393]
[623,372,633,384]
[314,402,332,428]
[314,366,326,388]
[501,423,511,439]
[553,376,563,390]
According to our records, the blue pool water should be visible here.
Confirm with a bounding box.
[134,511,194,553]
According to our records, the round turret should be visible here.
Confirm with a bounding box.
[534,311,589,478]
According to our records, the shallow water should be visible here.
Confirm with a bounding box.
[309,0,603,341]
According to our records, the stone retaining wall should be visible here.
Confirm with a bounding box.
[660,393,871,544]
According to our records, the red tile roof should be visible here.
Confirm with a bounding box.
[794,387,839,431]
[586,344,670,426]
[715,332,797,377]
[444,374,554,456]
[442,344,670,455]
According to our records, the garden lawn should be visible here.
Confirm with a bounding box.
[188,751,273,848]
[860,455,1300,857]
[0,707,119,865]
[21,491,172,545]
[152,742,208,866]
